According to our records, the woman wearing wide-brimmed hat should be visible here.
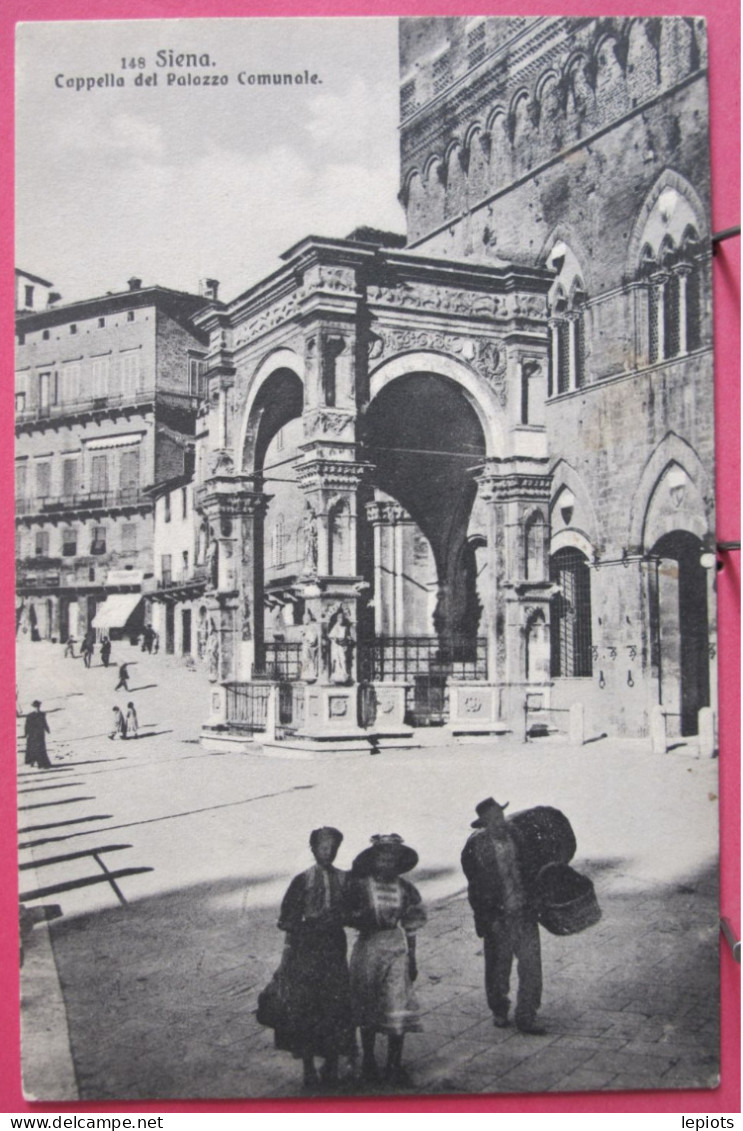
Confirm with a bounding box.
[261,827,356,1091]
[347,834,426,1085]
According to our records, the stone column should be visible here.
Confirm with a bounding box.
[197,473,271,706]
[293,443,372,742]
[650,272,668,361]
[476,457,554,726]
[364,498,411,637]
[675,263,692,355]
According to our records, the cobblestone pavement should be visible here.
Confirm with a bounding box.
[17,641,720,1102]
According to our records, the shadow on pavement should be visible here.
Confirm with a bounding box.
[35,859,719,1102]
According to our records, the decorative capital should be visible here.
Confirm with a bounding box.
[296,458,371,493]
[477,462,552,505]
[365,500,411,526]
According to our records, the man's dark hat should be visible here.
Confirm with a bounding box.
[471,797,510,828]
[31,700,41,708]
[352,833,419,876]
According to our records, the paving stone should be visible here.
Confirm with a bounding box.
[17,641,721,1101]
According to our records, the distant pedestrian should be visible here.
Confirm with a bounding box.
[81,637,94,668]
[100,636,112,668]
[347,833,426,1085]
[140,627,149,653]
[152,630,159,654]
[109,706,127,740]
[114,663,130,692]
[24,700,51,768]
[125,701,139,739]
[63,637,77,658]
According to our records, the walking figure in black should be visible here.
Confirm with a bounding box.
[100,636,111,667]
[114,662,130,692]
[24,700,52,769]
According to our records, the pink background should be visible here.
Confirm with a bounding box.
[1,0,739,1114]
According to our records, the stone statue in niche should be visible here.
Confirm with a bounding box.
[196,607,208,660]
[196,522,209,566]
[209,449,234,477]
[300,610,320,682]
[206,531,219,589]
[206,619,220,683]
[303,506,319,574]
[327,606,354,684]
[241,590,252,642]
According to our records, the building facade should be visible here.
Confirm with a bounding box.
[15,279,211,644]
[146,477,209,659]
[396,16,716,741]
[191,16,715,749]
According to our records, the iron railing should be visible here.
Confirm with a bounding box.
[359,636,487,682]
[224,682,270,731]
[278,682,306,731]
[16,488,148,516]
[15,390,158,424]
[225,678,305,734]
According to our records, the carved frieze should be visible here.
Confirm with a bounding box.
[232,295,300,349]
[368,326,508,404]
[301,264,358,295]
[303,409,356,438]
[368,280,506,318]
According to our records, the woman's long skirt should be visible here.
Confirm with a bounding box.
[350,927,421,1036]
[273,923,355,1060]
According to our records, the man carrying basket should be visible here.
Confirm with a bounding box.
[461,797,546,1035]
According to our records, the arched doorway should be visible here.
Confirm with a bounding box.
[360,370,488,724]
[650,530,710,736]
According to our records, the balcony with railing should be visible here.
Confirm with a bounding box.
[146,562,208,600]
[15,387,204,430]
[14,388,160,428]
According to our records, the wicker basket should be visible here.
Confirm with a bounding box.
[507,806,577,886]
[535,862,602,936]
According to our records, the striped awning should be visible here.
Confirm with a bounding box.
[91,594,141,630]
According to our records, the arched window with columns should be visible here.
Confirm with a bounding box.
[635,184,706,365]
[546,240,588,396]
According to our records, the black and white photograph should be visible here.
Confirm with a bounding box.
[14,15,721,1101]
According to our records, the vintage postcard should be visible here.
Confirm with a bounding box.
[15,16,720,1101]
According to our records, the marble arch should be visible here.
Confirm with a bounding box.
[368,350,506,457]
[237,348,305,474]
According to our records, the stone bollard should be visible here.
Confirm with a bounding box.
[650,704,667,754]
[698,706,716,758]
[264,685,279,743]
[569,702,584,745]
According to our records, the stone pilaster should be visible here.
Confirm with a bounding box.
[365,499,414,637]
[196,473,271,689]
[477,457,554,720]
